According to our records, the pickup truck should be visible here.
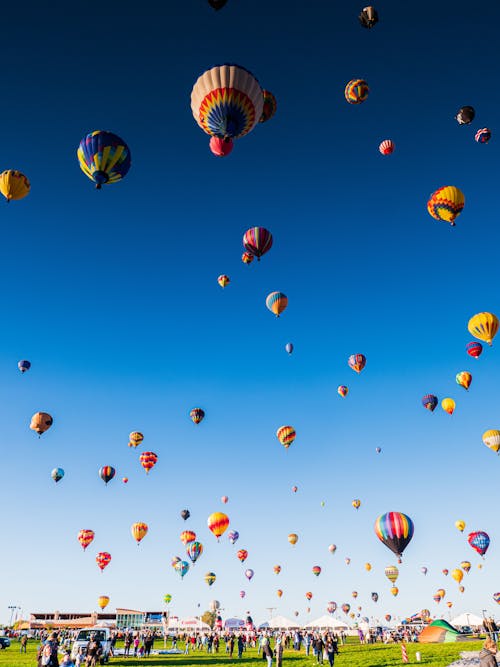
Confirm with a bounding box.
[70,627,111,664]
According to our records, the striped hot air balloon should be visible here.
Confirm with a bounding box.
[266,292,288,317]
[468,312,499,346]
[475,128,491,143]
[96,552,111,572]
[427,186,465,226]
[207,512,229,540]
[190,408,205,424]
[348,354,366,373]
[260,90,277,123]
[276,426,296,449]
[345,79,369,104]
[374,512,414,558]
[99,466,116,485]
[139,451,158,473]
[180,530,197,545]
[483,430,500,454]
[243,227,273,260]
[379,140,394,155]
[77,131,131,189]
[131,522,148,545]
[78,529,95,551]
[466,341,483,358]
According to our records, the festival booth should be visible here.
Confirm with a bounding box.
[224,618,246,630]
[167,617,210,631]
[450,613,483,628]
[268,616,297,629]
[304,615,350,631]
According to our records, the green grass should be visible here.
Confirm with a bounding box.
[0,638,484,667]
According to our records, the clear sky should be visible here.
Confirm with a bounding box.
[1,0,500,628]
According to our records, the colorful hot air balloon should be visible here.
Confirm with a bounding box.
[455,520,466,533]
[422,394,438,412]
[171,556,181,568]
[348,354,366,373]
[441,398,455,415]
[122,476,129,483]
[327,602,337,614]
[468,312,499,346]
[371,593,378,602]
[288,533,298,546]
[240,591,246,598]
[455,106,475,125]
[180,531,197,546]
[190,408,205,424]
[242,251,254,265]
[493,593,500,604]
[384,565,399,584]
[352,499,361,510]
[128,431,144,448]
[456,372,472,390]
[468,531,490,557]
[391,587,399,596]
[460,561,471,574]
[266,292,288,317]
[96,552,111,572]
[275,589,282,598]
[374,512,414,558]
[438,589,446,599]
[483,430,500,454]
[187,541,203,564]
[164,594,172,605]
[204,571,216,586]
[245,569,254,581]
[207,512,229,540]
[352,591,358,599]
[342,604,350,614]
[385,615,392,622]
[451,568,463,584]
[442,569,449,576]
[379,140,394,155]
[427,186,465,226]
[276,425,296,449]
[181,509,190,521]
[475,128,491,143]
[209,136,234,157]
[260,91,277,123]
[30,412,53,435]
[218,275,230,288]
[0,170,30,202]
[285,343,294,355]
[78,529,95,551]
[329,544,337,554]
[175,561,190,579]
[338,385,349,398]
[358,6,378,27]
[139,451,158,473]
[77,131,131,189]
[345,79,369,104]
[99,466,116,485]
[243,227,273,260]
[237,549,248,563]
[51,468,64,483]
[228,530,239,545]
[433,594,441,604]
[98,596,110,610]
[305,592,313,601]
[466,341,483,358]
[131,522,148,545]
[274,565,281,574]
[18,360,31,373]
[312,566,321,577]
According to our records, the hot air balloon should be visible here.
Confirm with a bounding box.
[237,549,248,563]
[205,572,216,586]
[96,552,111,572]
[276,425,296,449]
[285,343,294,355]
[181,509,191,521]
[345,79,369,104]
[442,569,449,576]
[180,531,197,546]
[78,529,95,551]
[345,557,351,565]
[374,512,414,558]
[371,593,378,602]
[385,615,392,622]
[352,499,361,510]
[242,251,254,265]
[221,496,228,504]
[98,596,110,610]
[422,394,438,412]
[358,6,378,27]
[228,530,239,545]
[391,587,399,597]
[338,385,349,398]
[446,602,453,608]
[460,561,471,574]
[468,531,490,557]
[30,412,53,436]
[240,591,246,598]
[218,275,230,288]
[483,430,500,454]
[352,591,358,599]
[441,398,455,415]
[348,354,366,373]
[207,512,229,540]
[260,91,277,123]
[187,541,203,564]
[312,566,321,577]
[451,569,463,584]
[288,533,298,546]
[365,563,372,571]
[171,556,181,568]
[77,131,131,189]
[305,592,313,601]
[455,106,475,125]
[176,561,190,579]
[18,360,31,373]
[329,544,337,554]
[427,186,465,225]
[468,312,499,346]
[376,447,382,454]
[209,600,220,613]
[275,589,283,598]
[421,567,428,575]
[438,589,446,599]
[274,565,281,574]
[209,136,233,157]
[379,140,394,155]
[51,468,64,483]
[120,476,127,483]
[128,431,143,448]
[433,594,441,603]
[456,372,472,390]
[99,466,116,485]
[139,451,158,473]
[131,522,148,545]
[243,227,273,260]
[266,292,288,317]
[0,170,30,202]
[475,128,491,143]
[327,602,337,614]
[341,604,350,614]
[245,569,254,581]
[385,565,399,584]
[466,341,483,358]
[455,520,465,533]
[493,593,500,604]
[164,594,172,604]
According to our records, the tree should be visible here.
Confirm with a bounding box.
[201,611,216,628]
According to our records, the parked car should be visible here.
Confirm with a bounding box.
[0,637,11,649]
[459,625,473,635]
[71,627,111,664]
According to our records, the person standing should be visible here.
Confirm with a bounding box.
[20,634,28,653]
[276,635,284,667]
[262,635,273,667]
[237,634,244,658]
[480,638,498,667]
[315,635,324,665]
[325,636,339,667]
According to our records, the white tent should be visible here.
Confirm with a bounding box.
[450,613,484,627]
[167,617,210,631]
[268,616,297,629]
[304,615,350,630]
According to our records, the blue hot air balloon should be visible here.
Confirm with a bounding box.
[18,360,31,373]
[422,394,438,412]
[77,131,131,189]
[51,467,64,483]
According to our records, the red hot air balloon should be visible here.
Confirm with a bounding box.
[209,136,234,157]
[379,140,395,155]
[312,566,321,577]
[467,531,490,557]
[96,552,111,572]
[242,251,254,265]
[466,342,483,358]
[237,549,248,563]
[243,227,273,261]
[140,451,158,473]
[305,592,313,601]
[207,512,229,540]
[78,529,95,551]
[348,354,366,373]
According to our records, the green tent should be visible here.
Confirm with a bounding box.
[418,619,460,643]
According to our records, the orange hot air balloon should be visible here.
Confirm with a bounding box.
[237,549,248,563]
[437,589,446,599]
[274,565,282,574]
[96,552,111,572]
[277,589,283,598]
[98,596,110,610]
[288,533,298,546]
[305,592,313,601]
[365,563,372,571]
[276,425,296,449]
[391,586,399,596]
[180,530,197,545]
[78,529,95,551]
[30,411,53,435]
[447,602,453,608]
[128,431,144,448]
[139,451,158,473]
[131,522,148,545]
[207,512,229,540]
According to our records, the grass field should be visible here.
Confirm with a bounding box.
[0,639,484,667]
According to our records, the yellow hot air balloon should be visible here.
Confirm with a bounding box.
[288,533,298,546]
[352,499,361,510]
[131,522,148,544]
[384,565,399,584]
[441,398,455,415]
[437,588,446,599]
[207,512,229,540]
[128,431,144,448]
[0,170,30,202]
[482,430,500,454]
[468,312,499,346]
[456,372,472,391]
[276,426,296,449]
[455,520,466,532]
[451,568,463,584]
[391,586,399,597]
[427,186,465,226]
[98,596,110,610]
[460,561,471,574]
[365,563,372,571]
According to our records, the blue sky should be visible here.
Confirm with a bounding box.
[1,0,500,626]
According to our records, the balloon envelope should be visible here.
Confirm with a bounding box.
[374,512,414,558]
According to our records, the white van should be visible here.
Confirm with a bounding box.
[71,627,112,664]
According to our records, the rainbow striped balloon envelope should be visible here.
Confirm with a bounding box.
[374,511,414,558]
